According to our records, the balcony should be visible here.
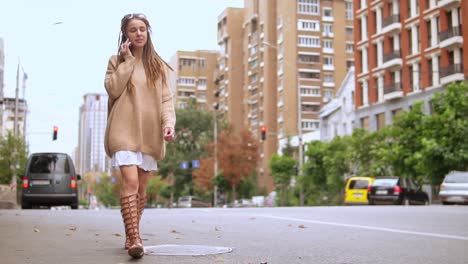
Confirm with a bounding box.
[439,26,463,49]
[381,15,401,35]
[438,0,461,11]
[384,82,403,101]
[381,50,402,69]
[440,64,465,85]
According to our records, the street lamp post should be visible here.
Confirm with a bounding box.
[262,41,304,205]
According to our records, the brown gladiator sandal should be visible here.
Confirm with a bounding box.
[120,193,144,258]
[138,195,147,223]
[124,195,147,249]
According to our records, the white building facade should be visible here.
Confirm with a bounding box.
[320,67,355,142]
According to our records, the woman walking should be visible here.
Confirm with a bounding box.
[104,13,176,258]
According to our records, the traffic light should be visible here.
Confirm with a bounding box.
[261,125,266,141]
[53,126,58,141]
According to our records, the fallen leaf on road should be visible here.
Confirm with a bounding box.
[298,224,306,229]
[34,228,40,233]
[288,224,292,227]
[214,226,221,231]
[170,229,180,234]
[94,234,99,236]
[65,233,72,237]
[68,226,77,231]
[113,233,122,237]
[214,257,224,262]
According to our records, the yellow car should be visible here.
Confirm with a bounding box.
[344,176,374,205]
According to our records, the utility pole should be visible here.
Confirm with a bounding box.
[213,110,218,207]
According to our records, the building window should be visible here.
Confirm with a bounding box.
[323,23,333,36]
[324,89,333,100]
[361,117,369,129]
[178,77,196,86]
[323,8,333,18]
[346,43,354,53]
[298,19,320,31]
[323,72,334,83]
[346,60,354,70]
[323,40,333,49]
[302,104,320,113]
[302,120,320,130]
[198,79,207,88]
[298,35,320,47]
[376,113,385,130]
[345,2,353,20]
[300,86,321,96]
[346,27,354,36]
[298,0,319,15]
[198,59,206,68]
[323,56,334,66]
[298,54,320,64]
[299,71,320,79]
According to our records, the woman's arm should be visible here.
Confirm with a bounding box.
[161,68,176,131]
[104,55,135,99]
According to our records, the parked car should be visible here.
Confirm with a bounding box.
[177,196,210,208]
[439,171,468,205]
[368,176,429,205]
[21,153,81,209]
[344,176,374,205]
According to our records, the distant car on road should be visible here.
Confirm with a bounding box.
[344,176,374,205]
[21,153,81,209]
[177,196,210,208]
[439,171,468,205]
[368,176,429,205]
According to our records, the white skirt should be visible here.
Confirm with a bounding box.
[111,150,158,171]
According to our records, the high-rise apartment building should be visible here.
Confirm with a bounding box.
[216,8,245,133]
[77,93,109,175]
[0,38,5,133]
[169,50,219,110]
[216,0,355,191]
[354,0,468,131]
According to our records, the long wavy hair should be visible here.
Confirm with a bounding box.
[117,13,173,91]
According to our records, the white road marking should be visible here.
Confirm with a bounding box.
[258,214,468,241]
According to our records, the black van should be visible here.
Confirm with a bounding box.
[21,153,81,209]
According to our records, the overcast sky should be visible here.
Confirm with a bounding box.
[0,0,244,155]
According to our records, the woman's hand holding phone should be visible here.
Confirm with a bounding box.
[119,39,133,57]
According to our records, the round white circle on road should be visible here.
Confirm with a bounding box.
[144,244,234,256]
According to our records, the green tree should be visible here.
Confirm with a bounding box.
[300,140,327,205]
[146,175,168,206]
[0,132,28,185]
[269,153,296,206]
[94,173,119,207]
[158,99,214,199]
[420,82,468,184]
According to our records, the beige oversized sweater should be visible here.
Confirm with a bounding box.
[104,55,176,161]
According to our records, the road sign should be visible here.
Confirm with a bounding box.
[181,161,189,170]
[192,160,200,168]
[111,177,115,183]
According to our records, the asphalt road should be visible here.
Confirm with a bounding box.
[1,205,467,264]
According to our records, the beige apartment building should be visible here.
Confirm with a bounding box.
[169,50,219,110]
[354,0,468,131]
[216,0,355,192]
[216,8,245,133]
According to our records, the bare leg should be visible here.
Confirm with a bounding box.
[137,168,152,198]
[120,165,139,196]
